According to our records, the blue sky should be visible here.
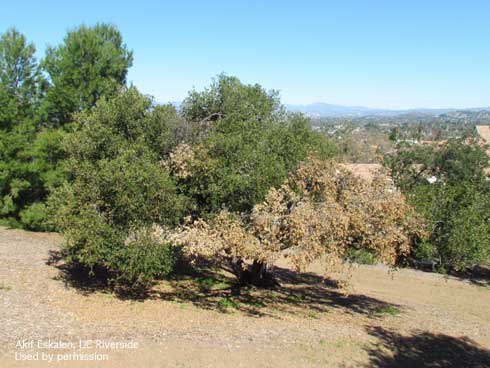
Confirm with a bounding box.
[2,0,490,109]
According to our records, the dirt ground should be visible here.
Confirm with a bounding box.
[1,227,489,367]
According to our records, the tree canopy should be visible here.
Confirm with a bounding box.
[42,23,133,126]
[0,27,43,129]
[172,74,337,215]
[384,139,490,271]
[174,158,424,286]
[0,24,134,230]
[0,28,49,229]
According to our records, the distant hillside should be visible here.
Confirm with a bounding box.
[439,110,490,124]
[166,100,490,120]
[286,103,490,118]
[286,103,377,117]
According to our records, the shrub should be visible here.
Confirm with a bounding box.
[49,88,187,287]
[117,229,175,287]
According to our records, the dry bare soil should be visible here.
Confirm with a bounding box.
[1,227,490,367]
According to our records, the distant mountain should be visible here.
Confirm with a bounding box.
[286,103,490,118]
[164,100,490,119]
[286,103,377,117]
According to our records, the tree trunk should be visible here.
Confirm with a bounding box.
[239,260,278,288]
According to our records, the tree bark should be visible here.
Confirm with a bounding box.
[239,260,278,288]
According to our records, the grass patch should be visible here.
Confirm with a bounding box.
[334,340,348,348]
[218,297,240,310]
[196,277,231,292]
[287,293,306,303]
[376,305,401,316]
[307,312,319,319]
[250,300,267,308]
[197,277,217,291]
[0,283,12,291]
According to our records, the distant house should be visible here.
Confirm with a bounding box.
[421,140,448,146]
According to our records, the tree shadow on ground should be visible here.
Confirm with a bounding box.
[47,250,403,319]
[46,249,157,299]
[455,265,490,287]
[47,250,106,290]
[47,249,217,300]
[364,326,490,368]
[409,261,490,287]
[152,267,402,318]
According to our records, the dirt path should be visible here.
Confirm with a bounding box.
[1,227,489,367]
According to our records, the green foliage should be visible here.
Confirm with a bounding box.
[0,29,51,230]
[49,192,123,270]
[181,74,281,123]
[412,240,438,261]
[49,87,186,286]
[41,23,133,126]
[176,75,336,215]
[0,118,69,230]
[389,127,399,142]
[345,248,378,265]
[19,202,48,231]
[387,138,489,192]
[385,139,490,271]
[0,28,43,129]
[0,24,135,231]
[218,297,240,310]
[117,231,175,287]
[376,306,401,317]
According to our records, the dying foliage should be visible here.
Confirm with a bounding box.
[173,158,425,285]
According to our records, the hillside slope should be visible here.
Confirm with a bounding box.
[1,227,489,367]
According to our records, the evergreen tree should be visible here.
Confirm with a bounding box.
[0,28,46,229]
[41,23,133,126]
[0,28,43,129]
